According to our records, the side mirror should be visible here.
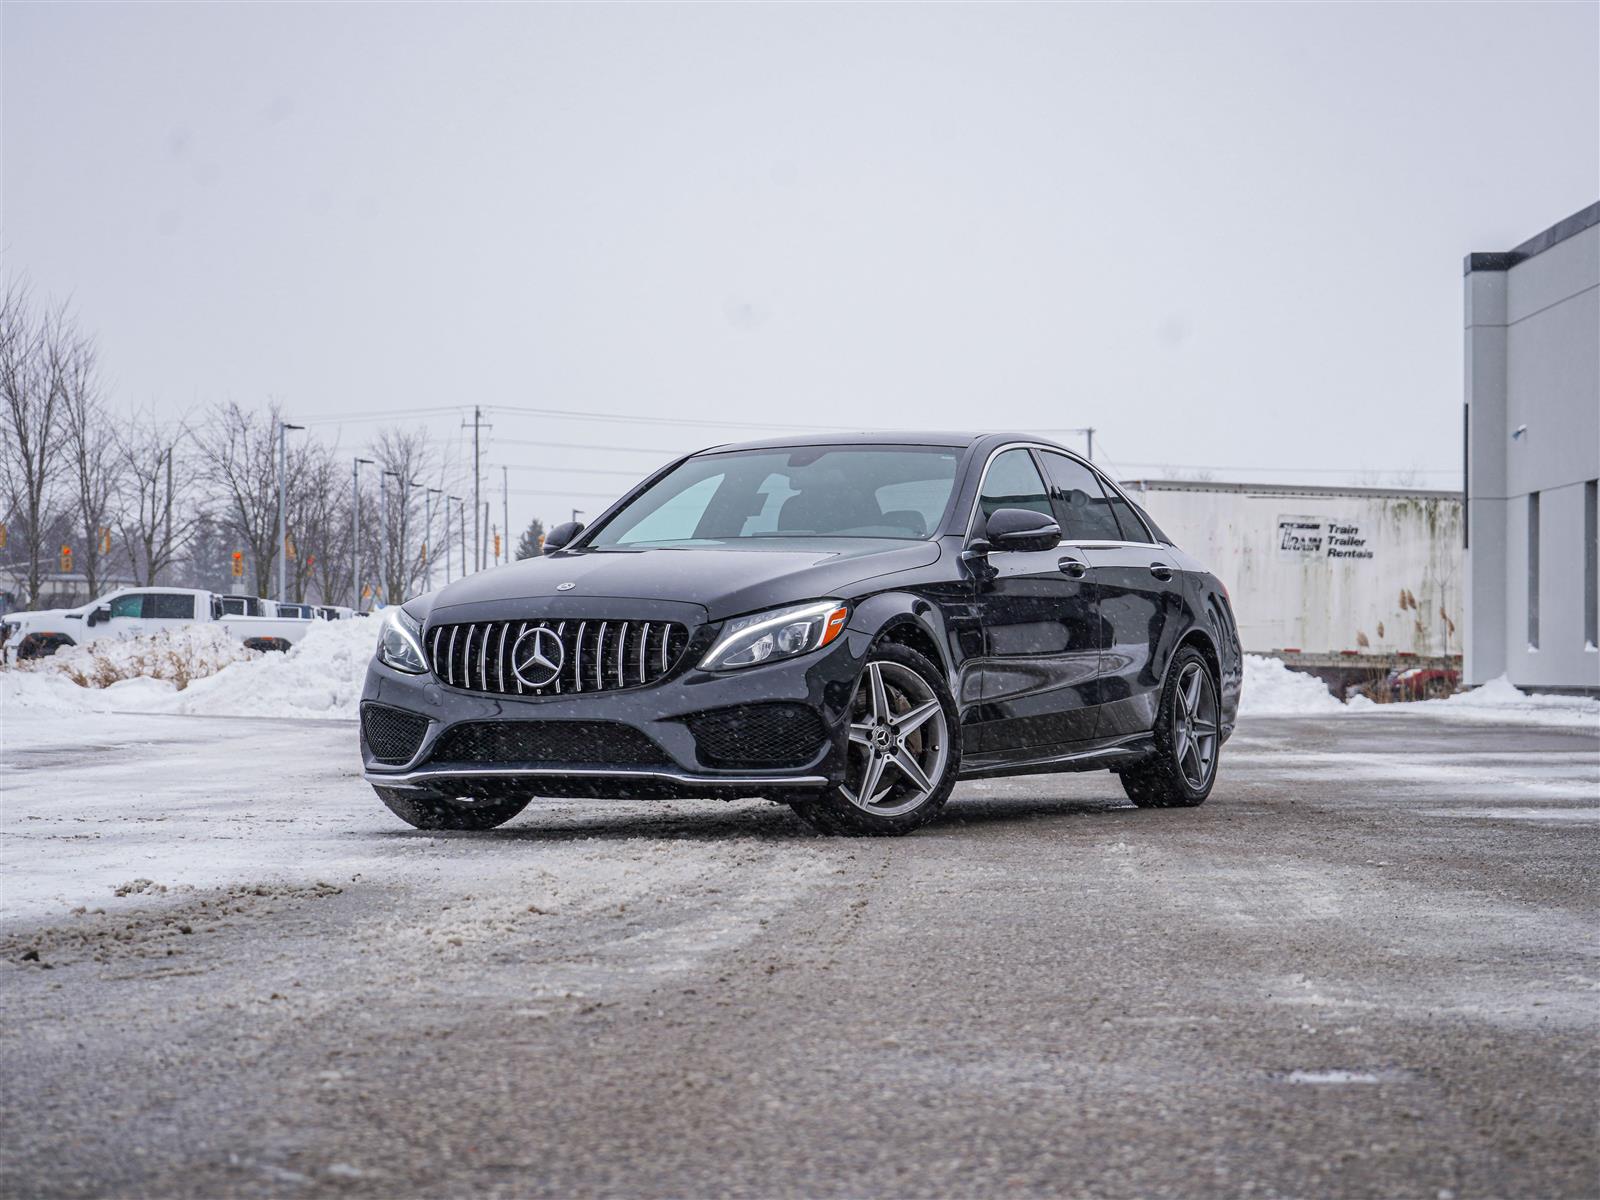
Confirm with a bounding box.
[88,606,111,627]
[984,507,1061,553]
[543,521,584,554]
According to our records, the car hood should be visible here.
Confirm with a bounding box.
[7,605,75,626]
[425,538,943,622]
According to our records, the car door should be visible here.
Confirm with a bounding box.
[101,591,148,640]
[969,447,1102,754]
[1077,473,1187,739]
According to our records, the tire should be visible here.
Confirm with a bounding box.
[373,785,531,831]
[786,643,961,837]
[1119,646,1220,809]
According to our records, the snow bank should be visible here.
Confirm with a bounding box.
[3,618,376,722]
[23,624,257,690]
[1238,654,1362,716]
[167,618,375,719]
[1236,654,1599,728]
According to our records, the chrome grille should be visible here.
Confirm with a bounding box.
[426,619,690,696]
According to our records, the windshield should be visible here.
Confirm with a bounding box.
[586,445,961,547]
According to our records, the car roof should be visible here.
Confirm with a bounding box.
[695,431,1072,454]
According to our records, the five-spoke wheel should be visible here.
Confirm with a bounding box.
[787,643,960,836]
[1119,645,1220,808]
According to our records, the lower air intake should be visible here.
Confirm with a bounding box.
[429,721,669,766]
[362,703,430,764]
[686,703,830,769]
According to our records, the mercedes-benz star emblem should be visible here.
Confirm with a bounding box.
[510,626,565,689]
[556,582,576,592]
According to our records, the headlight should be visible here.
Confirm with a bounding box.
[376,607,428,674]
[699,600,849,671]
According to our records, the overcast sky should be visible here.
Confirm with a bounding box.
[5,2,1597,529]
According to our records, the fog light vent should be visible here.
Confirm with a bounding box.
[686,703,829,769]
[362,702,430,764]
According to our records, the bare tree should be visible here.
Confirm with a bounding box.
[116,415,204,585]
[193,401,309,599]
[55,326,123,597]
[0,285,64,608]
[369,428,435,604]
[288,440,341,603]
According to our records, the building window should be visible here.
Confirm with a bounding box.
[1527,492,1540,650]
[1586,480,1598,650]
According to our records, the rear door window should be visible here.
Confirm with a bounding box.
[1038,452,1122,541]
[145,592,196,620]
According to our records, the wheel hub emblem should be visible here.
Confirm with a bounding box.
[510,626,565,688]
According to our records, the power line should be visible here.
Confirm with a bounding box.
[487,404,841,432]
[491,462,652,477]
[504,487,627,500]
[1115,460,1460,476]
[492,436,689,455]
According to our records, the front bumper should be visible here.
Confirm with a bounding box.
[360,626,870,800]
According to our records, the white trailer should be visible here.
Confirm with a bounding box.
[1123,480,1463,678]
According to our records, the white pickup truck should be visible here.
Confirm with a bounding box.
[1,587,315,662]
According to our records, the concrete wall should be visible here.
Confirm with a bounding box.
[1464,205,1600,693]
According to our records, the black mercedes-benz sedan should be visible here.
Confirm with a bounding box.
[361,433,1242,836]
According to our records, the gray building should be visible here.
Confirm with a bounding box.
[1464,202,1600,694]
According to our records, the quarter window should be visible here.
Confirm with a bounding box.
[1038,452,1122,542]
[1103,487,1154,543]
[977,449,1054,529]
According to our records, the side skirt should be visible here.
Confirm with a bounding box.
[957,734,1158,781]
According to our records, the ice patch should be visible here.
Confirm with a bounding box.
[1281,1069,1387,1085]
[1420,807,1600,823]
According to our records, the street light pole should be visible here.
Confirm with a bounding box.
[352,457,373,609]
[425,487,441,589]
[381,470,399,605]
[277,421,304,603]
[457,496,468,576]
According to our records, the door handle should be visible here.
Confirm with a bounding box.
[1149,563,1174,581]
[1058,557,1089,579]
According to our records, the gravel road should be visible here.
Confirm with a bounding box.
[2,712,1596,1199]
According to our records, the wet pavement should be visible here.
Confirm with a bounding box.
[2,712,1596,1198]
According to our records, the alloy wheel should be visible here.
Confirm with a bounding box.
[1173,660,1219,790]
[843,660,950,818]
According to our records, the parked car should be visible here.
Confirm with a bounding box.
[361,433,1243,836]
[1385,665,1460,701]
[2,587,312,660]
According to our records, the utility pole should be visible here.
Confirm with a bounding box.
[1085,427,1095,460]
[352,457,373,609]
[462,406,490,571]
[481,500,490,569]
[502,466,509,565]
[571,508,583,526]
[162,447,173,585]
[455,495,467,576]
[277,421,304,603]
